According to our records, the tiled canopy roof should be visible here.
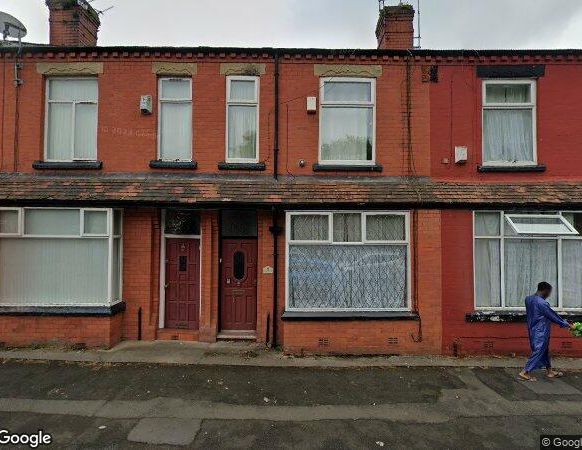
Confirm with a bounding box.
[0,173,580,208]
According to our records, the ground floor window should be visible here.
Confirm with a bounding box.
[0,208,123,307]
[474,211,582,309]
[286,211,410,312]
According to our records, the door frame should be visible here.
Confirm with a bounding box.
[219,237,259,333]
[158,210,202,329]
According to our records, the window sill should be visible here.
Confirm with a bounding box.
[149,160,198,169]
[312,164,383,172]
[478,164,546,173]
[466,311,582,323]
[282,311,419,321]
[33,161,103,170]
[218,162,266,171]
[0,302,126,317]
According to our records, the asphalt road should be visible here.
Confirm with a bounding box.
[0,360,581,449]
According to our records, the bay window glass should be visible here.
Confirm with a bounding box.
[320,78,375,164]
[0,210,19,235]
[287,212,409,311]
[474,211,582,309]
[483,81,536,166]
[46,78,98,161]
[227,76,259,161]
[0,208,123,307]
[159,78,192,161]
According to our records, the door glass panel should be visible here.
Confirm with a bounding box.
[179,255,187,272]
[233,251,245,280]
[221,210,258,237]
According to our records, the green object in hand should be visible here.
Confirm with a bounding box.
[572,322,582,337]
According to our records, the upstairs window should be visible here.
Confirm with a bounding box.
[226,76,259,162]
[158,78,193,161]
[482,80,536,166]
[45,78,98,161]
[319,78,375,165]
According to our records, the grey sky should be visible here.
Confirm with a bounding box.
[3,0,582,49]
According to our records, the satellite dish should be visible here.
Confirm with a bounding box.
[0,11,27,41]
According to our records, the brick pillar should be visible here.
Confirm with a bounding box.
[199,210,220,342]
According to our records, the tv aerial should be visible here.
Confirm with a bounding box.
[0,11,27,42]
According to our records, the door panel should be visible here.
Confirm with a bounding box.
[221,239,257,331]
[165,239,200,330]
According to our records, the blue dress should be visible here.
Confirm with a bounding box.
[524,295,570,373]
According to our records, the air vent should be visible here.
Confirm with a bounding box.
[483,341,494,350]
[387,337,399,345]
[318,338,330,347]
[562,341,573,350]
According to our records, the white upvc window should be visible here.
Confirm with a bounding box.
[226,76,259,163]
[474,211,582,310]
[45,78,98,161]
[0,207,123,307]
[158,78,193,161]
[482,79,536,166]
[319,77,376,165]
[286,211,410,312]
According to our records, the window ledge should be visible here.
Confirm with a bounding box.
[313,164,383,172]
[282,311,419,321]
[466,311,582,323]
[478,164,546,173]
[0,302,126,317]
[218,162,266,171]
[33,161,103,170]
[149,160,198,169]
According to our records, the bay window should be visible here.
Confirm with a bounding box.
[0,208,123,307]
[474,211,582,309]
[319,78,375,165]
[482,80,536,166]
[45,78,98,161]
[158,78,193,161]
[226,76,259,162]
[287,212,409,312]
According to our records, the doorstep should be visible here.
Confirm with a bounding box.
[157,329,199,342]
[216,330,257,341]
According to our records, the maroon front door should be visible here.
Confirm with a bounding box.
[165,239,200,330]
[220,239,257,331]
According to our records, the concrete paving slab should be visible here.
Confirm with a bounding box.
[504,369,582,395]
[127,417,201,446]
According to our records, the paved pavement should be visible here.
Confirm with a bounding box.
[0,360,581,449]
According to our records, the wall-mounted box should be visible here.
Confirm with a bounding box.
[140,95,153,115]
[307,96,317,113]
[455,146,468,164]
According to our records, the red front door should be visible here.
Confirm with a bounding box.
[220,239,257,331]
[165,239,200,330]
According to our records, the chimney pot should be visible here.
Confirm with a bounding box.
[376,4,415,50]
[46,0,101,47]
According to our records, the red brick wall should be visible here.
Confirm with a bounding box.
[441,210,582,357]
[431,64,582,181]
[0,315,122,348]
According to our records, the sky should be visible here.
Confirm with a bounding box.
[2,0,582,49]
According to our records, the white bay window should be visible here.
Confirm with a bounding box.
[319,78,375,165]
[0,208,123,307]
[45,78,98,161]
[482,80,536,166]
[474,211,582,309]
[286,212,410,312]
[226,76,259,162]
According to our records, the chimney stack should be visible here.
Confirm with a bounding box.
[46,0,101,47]
[376,4,415,50]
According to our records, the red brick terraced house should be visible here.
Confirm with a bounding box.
[1,1,582,356]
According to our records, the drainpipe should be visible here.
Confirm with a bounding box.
[273,51,280,181]
[269,207,282,347]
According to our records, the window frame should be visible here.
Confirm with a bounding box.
[157,77,193,162]
[0,208,22,237]
[225,75,260,164]
[481,79,537,167]
[44,77,99,162]
[286,211,411,313]
[0,207,123,306]
[473,211,582,311]
[318,77,377,166]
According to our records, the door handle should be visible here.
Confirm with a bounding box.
[164,284,169,288]
[226,278,231,284]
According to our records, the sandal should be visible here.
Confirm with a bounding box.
[518,372,537,382]
[546,371,565,379]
